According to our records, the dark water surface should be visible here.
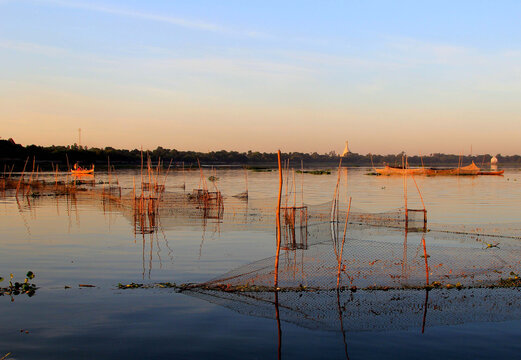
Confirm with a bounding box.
[1,168,521,359]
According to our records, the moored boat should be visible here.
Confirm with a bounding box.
[429,162,480,176]
[478,170,504,175]
[375,161,485,176]
[375,166,432,176]
[71,164,95,175]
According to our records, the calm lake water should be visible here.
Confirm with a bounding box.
[1,167,521,359]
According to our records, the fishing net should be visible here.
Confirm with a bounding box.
[194,219,521,291]
[5,174,521,291]
[184,206,521,333]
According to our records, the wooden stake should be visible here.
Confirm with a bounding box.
[337,197,352,288]
[140,148,144,194]
[331,159,343,222]
[300,160,304,207]
[292,169,296,208]
[422,235,429,285]
[403,155,408,227]
[16,157,29,196]
[274,150,283,288]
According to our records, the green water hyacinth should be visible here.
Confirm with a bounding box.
[0,271,37,298]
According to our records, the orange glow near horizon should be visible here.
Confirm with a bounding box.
[2,1,521,156]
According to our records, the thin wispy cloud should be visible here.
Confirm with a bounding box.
[33,0,269,38]
[0,39,69,56]
[384,37,470,65]
[0,39,118,65]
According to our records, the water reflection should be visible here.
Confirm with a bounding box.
[1,168,521,359]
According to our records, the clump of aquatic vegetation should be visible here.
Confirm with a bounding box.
[117,282,317,292]
[0,271,37,298]
[118,282,176,289]
[116,275,521,293]
[247,166,273,172]
[296,169,331,175]
[498,272,521,287]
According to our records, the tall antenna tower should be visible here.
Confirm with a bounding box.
[78,128,82,148]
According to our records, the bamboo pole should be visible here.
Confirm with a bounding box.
[182,161,185,189]
[112,165,119,185]
[337,197,352,288]
[140,148,144,194]
[8,164,15,181]
[300,160,304,207]
[422,235,429,285]
[403,155,408,228]
[16,157,29,196]
[244,166,248,195]
[108,156,111,188]
[156,157,161,188]
[274,150,283,288]
[411,173,426,211]
[28,156,35,185]
[284,159,289,210]
[147,154,152,193]
[162,158,173,188]
[292,169,296,208]
[133,176,136,206]
[331,159,343,222]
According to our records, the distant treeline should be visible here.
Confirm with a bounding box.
[0,139,518,171]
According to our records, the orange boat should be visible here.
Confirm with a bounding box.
[71,164,95,175]
[375,166,432,176]
[478,170,505,175]
[376,161,483,176]
[429,162,480,176]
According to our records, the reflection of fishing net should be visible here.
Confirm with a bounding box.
[185,287,521,332]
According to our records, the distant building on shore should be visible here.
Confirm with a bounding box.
[341,141,350,157]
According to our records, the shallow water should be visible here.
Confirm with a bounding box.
[1,167,521,359]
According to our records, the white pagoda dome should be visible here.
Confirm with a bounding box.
[341,141,350,157]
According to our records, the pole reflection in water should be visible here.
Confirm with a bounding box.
[336,289,350,360]
[421,234,430,334]
[422,289,429,334]
[274,290,282,360]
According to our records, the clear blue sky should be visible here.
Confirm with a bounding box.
[2,0,521,155]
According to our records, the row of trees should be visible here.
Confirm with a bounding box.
[0,139,516,170]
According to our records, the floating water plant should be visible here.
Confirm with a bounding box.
[498,272,521,287]
[248,167,273,172]
[0,271,37,298]
[296,169,331,175]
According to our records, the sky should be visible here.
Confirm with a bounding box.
[1,0,521,155]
